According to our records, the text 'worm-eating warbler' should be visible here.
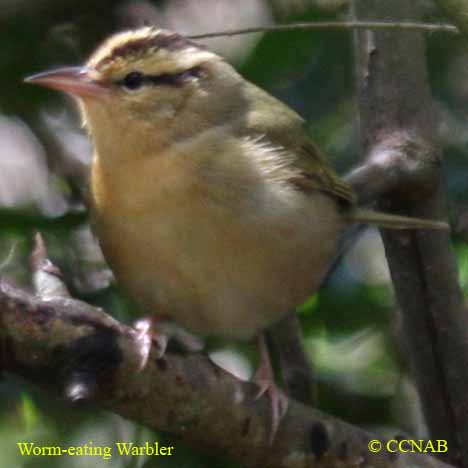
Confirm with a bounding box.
[26,27,448,440]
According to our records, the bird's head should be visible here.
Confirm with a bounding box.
[26,28,246,152]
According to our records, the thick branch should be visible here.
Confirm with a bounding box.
[352,1,468,467]
[0,278,452,468]
[344,133,436,205]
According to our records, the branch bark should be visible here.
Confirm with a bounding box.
[0,275,453,468]
[352,1,468,466]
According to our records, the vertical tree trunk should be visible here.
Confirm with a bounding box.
[352,1,468,466]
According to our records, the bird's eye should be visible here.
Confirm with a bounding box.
[121,71,145,90]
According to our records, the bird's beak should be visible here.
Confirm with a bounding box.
[24,66,107,98]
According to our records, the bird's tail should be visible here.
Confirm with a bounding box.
[347,209,449,230]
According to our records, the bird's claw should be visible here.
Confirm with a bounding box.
[134,317,168,370]
[253,375,289,444]
[253,333,289,443]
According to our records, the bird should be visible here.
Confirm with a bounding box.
[25,27,448,441]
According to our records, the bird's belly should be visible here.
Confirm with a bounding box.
[94,191,343,340]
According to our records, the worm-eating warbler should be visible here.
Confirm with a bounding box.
[26,27,447,439]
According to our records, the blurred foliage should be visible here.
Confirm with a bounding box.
[0,0,466,466]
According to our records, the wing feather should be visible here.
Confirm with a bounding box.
[239,81,356,206]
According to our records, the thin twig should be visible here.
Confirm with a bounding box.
[188,21,458,39]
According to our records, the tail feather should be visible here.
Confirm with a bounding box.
[348,209,449,230]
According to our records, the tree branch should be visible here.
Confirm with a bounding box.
[344,132,436,205]
[352,1,468,466]
[0,237,453,468]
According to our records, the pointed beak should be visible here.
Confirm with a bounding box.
[24,66,107,98]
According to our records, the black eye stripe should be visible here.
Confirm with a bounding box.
[118,67,202,89]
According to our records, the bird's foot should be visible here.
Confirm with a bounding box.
[253,373,289,444]
[133,316,204,370]
[134,316,169,370]
[253,333,289,444]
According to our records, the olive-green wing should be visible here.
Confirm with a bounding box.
[241,80,356,206]
[290,137,356,205]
